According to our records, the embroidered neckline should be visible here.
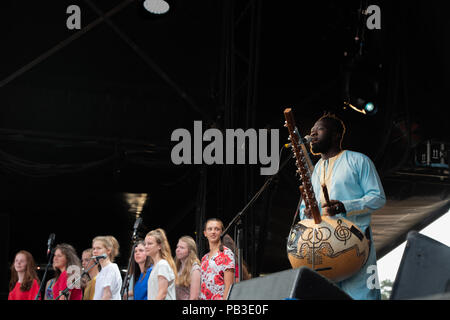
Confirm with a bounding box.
[319,150,345,206]
[320,150,345,184]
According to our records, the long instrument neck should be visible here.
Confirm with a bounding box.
[284,108,321,224]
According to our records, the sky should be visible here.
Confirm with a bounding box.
[376,210,450,283]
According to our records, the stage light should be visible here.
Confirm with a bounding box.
[344,101,366,114]
[364,102,375,113]
[124,193,148,217]
[363,102,377,115]
[342,67,379,116]
[143,0,170,15]
[343,100,377,115]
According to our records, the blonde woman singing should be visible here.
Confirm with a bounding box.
[144,228,177,300]
[175,236,201,300]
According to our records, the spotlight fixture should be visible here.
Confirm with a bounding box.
[342,61,380,116]
[364,102,376,114]
[124,193,148,218]
[143,0,170,15]
[343,99,377,115]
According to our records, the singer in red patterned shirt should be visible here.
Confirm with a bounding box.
[200,218,235,300]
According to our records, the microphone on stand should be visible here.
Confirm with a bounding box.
[284,135,313,148]
[302,135,313,144]
[90,254,108,261]
[132,217,142,240]
[35,233,56,300]
[121,215,144,300]
[47,233,56,256]
[133,217,142,231]
[284,134,315,174]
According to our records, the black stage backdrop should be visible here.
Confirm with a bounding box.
[1,0,450,305]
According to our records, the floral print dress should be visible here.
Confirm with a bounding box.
[200,246,235,300]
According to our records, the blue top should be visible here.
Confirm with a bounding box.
[134,266,152,300]
[299,150,386,300]
[300,150,386,226]
[45,279,55,300]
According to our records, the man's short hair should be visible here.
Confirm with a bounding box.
[318,112,346,148]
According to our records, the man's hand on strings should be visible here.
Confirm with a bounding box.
[303,207,312,219]
[322,200,346,216]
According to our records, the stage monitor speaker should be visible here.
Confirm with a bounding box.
[411,292,450,300]
[390,231,450,300]
[227,267,351,300]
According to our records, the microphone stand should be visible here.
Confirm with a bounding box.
[222,146,292,283]
[121,216,142,300]
[54,259,100,300]
[35,248,55,300]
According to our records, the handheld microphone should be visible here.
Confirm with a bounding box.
[284,135,312,148]
[90,254,108,261]
[47,233,56,256]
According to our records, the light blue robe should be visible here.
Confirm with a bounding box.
[299,150,386,300]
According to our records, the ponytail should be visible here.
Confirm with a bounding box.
[92,236,120,262]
